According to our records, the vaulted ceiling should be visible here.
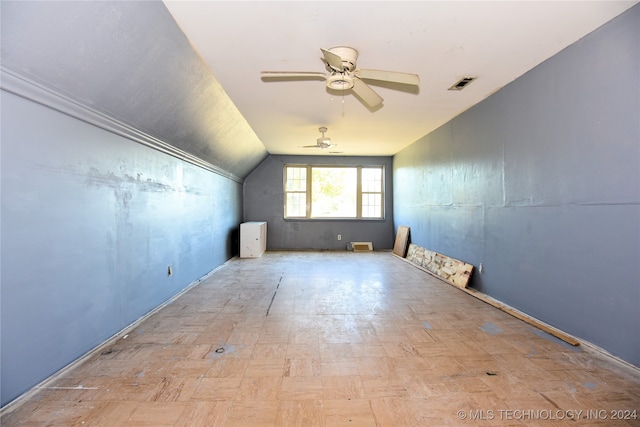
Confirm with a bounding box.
[164,1,637,156]
[2,1,636,179]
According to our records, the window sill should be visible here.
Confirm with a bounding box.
[283,217,386,222]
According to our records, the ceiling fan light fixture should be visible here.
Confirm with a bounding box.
[327,73,354,90]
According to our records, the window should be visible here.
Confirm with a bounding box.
[284,165,384,219]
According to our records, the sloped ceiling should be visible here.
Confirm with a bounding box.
[1,1,267,179]
[164,0,637,156]
[2,1,637,176]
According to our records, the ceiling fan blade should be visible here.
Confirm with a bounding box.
[320,48,344,71]
[261,71,326,79]
[355,68,420,86]
[352,78,383,108]
[300,145,321,148]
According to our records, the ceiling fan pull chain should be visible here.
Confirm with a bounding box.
[342,82,346,116]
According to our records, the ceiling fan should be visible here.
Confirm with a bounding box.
[300,127,336,149]
[261,46,420,108]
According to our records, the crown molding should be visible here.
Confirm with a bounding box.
[1,66,243,184]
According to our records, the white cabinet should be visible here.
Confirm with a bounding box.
[240,221,267,258]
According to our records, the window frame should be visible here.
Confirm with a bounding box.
[283,164,385,220]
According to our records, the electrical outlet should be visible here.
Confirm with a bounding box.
[479,263,484,274]
[337,234,342,241]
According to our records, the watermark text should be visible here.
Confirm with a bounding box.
[456,408,637,422]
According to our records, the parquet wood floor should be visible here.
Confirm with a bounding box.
[2,251,639,426]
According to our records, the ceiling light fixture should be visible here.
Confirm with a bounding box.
[327,73,355,90]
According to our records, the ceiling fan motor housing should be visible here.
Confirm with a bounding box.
[328,46,358,72]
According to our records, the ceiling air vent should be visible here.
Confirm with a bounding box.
[448,76,477,91]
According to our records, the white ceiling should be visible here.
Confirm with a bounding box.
[164,1,636,157]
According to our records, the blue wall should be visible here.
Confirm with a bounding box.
[0,90,243,406]
[394,6,639,365]
[244,155,394,250]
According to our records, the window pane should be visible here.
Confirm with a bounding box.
[284,164,383,219]
[362,193,382,218]
[311,167,357,217]
[286,193,306,217]
[286,167,306,191]
[362,168,382,192]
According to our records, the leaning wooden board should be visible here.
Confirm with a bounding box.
[398,243,579,346]
[392,226,410,258]
[405,243,473,289]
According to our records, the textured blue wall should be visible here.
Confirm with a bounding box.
[393,6,639,365]
[0,91,243,406]
[244,155,394,250]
